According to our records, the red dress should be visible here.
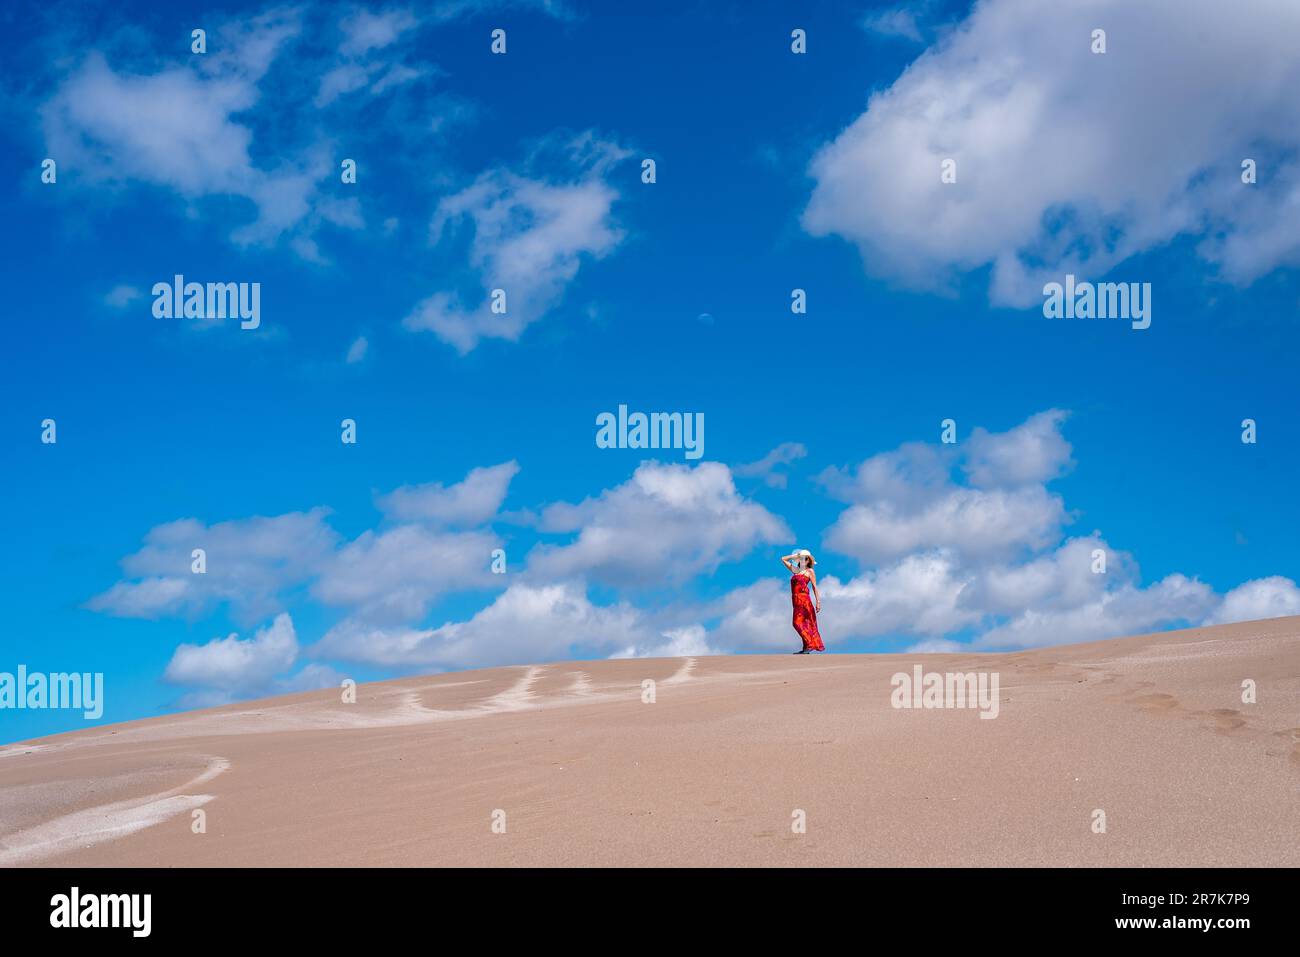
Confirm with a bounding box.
[790,574,824,651]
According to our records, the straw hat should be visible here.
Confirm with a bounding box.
[794,548,816,566]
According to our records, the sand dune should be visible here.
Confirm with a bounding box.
[1,617,1296,867]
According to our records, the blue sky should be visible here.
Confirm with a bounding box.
[3,0,1299,744]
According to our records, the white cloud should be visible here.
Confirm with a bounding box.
[806,0,1300,305]
[708,524,1195,652]
[87,418,1300,692]
[45,52,262,194]
[40,10,336,249]
[963,409,1073,488]
[162,613,344,706]
[313,525,502,623]
[733,441,807,489]
[861,4,929,43]
[825,485,1068,565]
[316,8,427,107]
[526,461,790,587]
[403,133,630,352]
[706,579,794,652]
[822,414,1072,564]
[339,8,419,56]
[708,541,1217,654]
[88,577,192,619]
[428,0,577,23]
[710,553,979,651]
[345,335,369,364]
[314,582,655,669]
[974,574,1216,649]
[714,411,1239,652]
[819,440,952,511]
[1204,576,1300,626]
[317,3,577,108]
[278,662,347,693]
[90,462,520,629]
[315,62,373,107]
[966,535,1122,615]
[88,510,339,621]
[103,284,141,308]
[377,461,518,526]
[826,555,980,637]
[610,624,721,659]
[905,638,965,653]
[163,612,299,697]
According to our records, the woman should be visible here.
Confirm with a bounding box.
[781,548,824,654]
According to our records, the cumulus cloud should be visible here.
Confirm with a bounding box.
[963,410,1073,488]
[314,582,657,669]
[610,624,722,659]
[733,412,1216,650]
[825,484,1068,566]
[707,579,799,652]
[712,535,1212,654]
[313,525,502,623]
[827,555,980,638]
[526,461,790,587]
[1204,576,1300,626]
[714,529,1122,651]
[710,553,981,651]
[89,420,1299,691]
[805,0,1300,305]
[377,461,518,526]
[974,574,1216,649]
[88,510,339,621]
[709,562,931,652]
[403,133,630,352]
[821,414,1074,565]
[90,460,522,631]
[965,535,1122,616]
[277,662,348,693]
[819,440,952,510]
[162,613,344,707]
[164,612,298,688]
[163,612,300,704]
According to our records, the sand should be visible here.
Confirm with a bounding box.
[1,617,1296,867]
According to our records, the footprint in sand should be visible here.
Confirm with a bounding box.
[1200,708,1247,733]
[1270,729,1300,767]
[1133,692,1180,714]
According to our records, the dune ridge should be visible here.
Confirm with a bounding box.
[0,617,1296,867]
